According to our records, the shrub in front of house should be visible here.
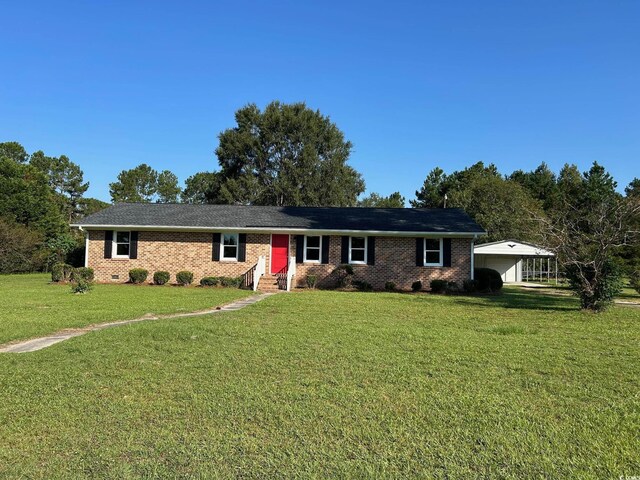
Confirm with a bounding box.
[474,268,503,292]
[411,280,422,292]
[306,275,318,289]
[176,270,194,286]
[72,267,94,283]
[51,262,74,283]
[353,280,373,292]
[200,276,219,287]
[71,277,92,294]
[219,276,242,288]
[430,279,448,293]
[385,281,396,292]
[463,279,478,293]
[446,281,460,294]
[129,268,149,284]
[332,264,354,288]
[153,271,170,285]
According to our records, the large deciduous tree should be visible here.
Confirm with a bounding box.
[215,101,365,206]
[0,217,45,273]
[0,156,65,238]
[412,162,544,242]
[537,162,638,311]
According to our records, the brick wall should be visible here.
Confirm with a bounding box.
[87,230,472,290]
[290,235,471,290]
[87,230,271,283]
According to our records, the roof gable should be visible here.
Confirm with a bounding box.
[474,240,554,256]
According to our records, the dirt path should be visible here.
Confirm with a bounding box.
[0,293,275,354]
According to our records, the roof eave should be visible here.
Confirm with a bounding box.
[71,223,486,237]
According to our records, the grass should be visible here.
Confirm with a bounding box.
[0,279,639,478]
[0,274,253,344]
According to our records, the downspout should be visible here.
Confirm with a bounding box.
[470,234,476,280]
[80,227,89,268]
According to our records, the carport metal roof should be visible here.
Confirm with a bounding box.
[474,240,555,257]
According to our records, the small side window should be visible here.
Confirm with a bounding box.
[221,233,239,261]
[349,236,367,264]
[424,238,443,266]
[304,236,322,263]
[113,231,131,258]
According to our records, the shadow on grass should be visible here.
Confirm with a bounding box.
[452,287,577,312]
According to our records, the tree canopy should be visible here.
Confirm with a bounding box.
[357,192,405,208]
[109,164,181,203]
[0,142,107,272]
[411,162,543,241]
[215,102,365,206]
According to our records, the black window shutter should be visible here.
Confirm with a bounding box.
[296,235,304,264]
[321,236,330,264]
[129,231,138,259]
[341,236,349,264]
[238,233,247,262]
[367,236,375,265]
[104,230,113,259]
[443,238,452,267]
[212,233,221,261]
[415,237,423,266]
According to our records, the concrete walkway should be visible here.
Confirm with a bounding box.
[0,292,275,354]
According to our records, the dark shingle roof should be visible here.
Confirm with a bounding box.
[74,203,485,234]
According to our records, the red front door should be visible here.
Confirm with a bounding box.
[271,234,289,274]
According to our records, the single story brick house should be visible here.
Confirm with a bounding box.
[72,203,485,291]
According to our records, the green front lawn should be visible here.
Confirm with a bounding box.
[0,278,639,478]
[0,274,253,344]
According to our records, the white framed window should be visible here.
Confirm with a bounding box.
[113,231,131,259]
[349,236,367,264]
[424,238,443,267]
[304,236,322,263]
[221,233,239,261]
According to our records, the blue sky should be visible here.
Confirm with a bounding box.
[1,1,638,202]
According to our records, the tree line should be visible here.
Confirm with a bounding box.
[1,100,638,311]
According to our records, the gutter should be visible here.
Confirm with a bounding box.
[70,223,486,238]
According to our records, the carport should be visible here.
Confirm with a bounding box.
[474,240,556,284]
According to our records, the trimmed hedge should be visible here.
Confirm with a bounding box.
[411,280,422,292]
[153,271,170,285]
[463,279,478,293]
[352,280,373,292]
[384,281,396,292]
[200,276,219,287]
[474,268,503,292]
[129,268,149,284]
[219,276,242,288]
[176,271,194,286]
[430,279,448,293]
[72,267,95,282]
[51,263,74,283]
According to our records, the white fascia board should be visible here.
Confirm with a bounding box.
[71,224,485,238]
